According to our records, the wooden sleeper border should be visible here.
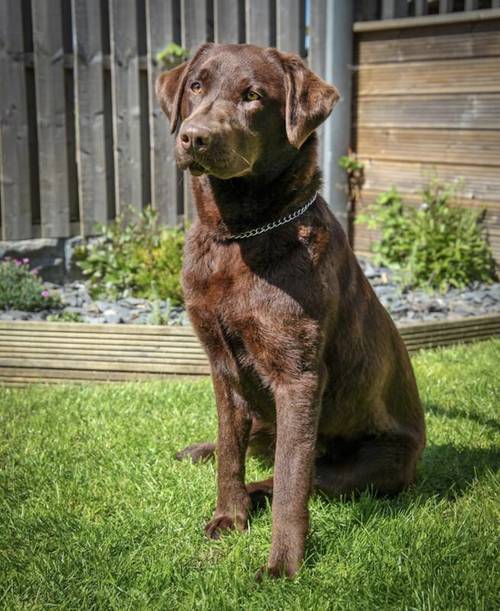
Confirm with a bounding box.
[0,315,499,387]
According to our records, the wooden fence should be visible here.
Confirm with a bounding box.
[351,3,500,262]
[0,0,312,240]
[1,0,500,260]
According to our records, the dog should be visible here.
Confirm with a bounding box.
[156,43,426,579]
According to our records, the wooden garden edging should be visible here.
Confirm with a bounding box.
[0,315,499,387]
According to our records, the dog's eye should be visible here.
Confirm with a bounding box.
[244,90,261,102]
[190,82,202,94]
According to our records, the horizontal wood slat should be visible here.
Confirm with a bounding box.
[355,94,500,130]
[356,57,500,96]
[353,8,500,32]
[0,317,498,386]
[357,189,500,214]
[0,367,200,382]
[356,128,500,167]
[0,357,209,375]
[359,159,500,203]
[0,342,207,362]
[356,21,500,64]
[0,321,197,335]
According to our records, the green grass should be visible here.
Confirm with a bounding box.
[1,341,499,610]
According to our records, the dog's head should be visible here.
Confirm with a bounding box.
[156,43,339,179]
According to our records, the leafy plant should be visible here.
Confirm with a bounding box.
[357,180,497,292]
[46,311,83,323]
[156,42,189,69]
[339,152,365,209]
[74,207,185,305]
[339,154,364,174]
[148,297,171,326]
[0,258,60,311]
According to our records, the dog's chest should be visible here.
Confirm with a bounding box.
[184,249,323,399]
[183,241,311,380]
[184,245,264,342]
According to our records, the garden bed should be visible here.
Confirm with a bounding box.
[1,257,499,325]
[0,314,499,386]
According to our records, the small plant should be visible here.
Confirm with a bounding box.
[149,297,171,326]
[156,42,189,69]
[46,311,83,323]
[339,152,364,211]
[74,207,185,305]
[357,179,497,292]
[0,258,60,311]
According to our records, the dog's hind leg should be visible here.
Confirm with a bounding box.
[175,442,216,463]
[246,478,274,511]
[174,416,275,465]
[314,433,422,497]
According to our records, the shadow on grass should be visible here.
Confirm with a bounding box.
[303,440,499,568]
[417,441,499,499]
[425,401,500,434]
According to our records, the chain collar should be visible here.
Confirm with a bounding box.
[221,192,318,241]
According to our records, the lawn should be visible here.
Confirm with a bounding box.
[1,340,499,610]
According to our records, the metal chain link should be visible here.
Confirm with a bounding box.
[223,192,318,241]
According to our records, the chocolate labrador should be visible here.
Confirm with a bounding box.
[156,43,425,578]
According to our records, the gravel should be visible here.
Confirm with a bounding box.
[1,257,499,326]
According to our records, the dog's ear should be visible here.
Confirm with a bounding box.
[277,52,339,149]
[156,43,213,134]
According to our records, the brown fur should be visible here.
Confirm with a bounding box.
[157,43,425,579]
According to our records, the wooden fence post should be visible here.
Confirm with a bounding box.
[109,0,143,219]
[277,0,305,56]
[72,0,108,237]
[32,0,71,238]
[246,0,275,47]
[214,0,243,43]
[146,0,181,227]
[181,0,211,223]
[0,0,32,240]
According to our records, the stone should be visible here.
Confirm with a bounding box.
[0,310,34,321]
[0,238,67,283]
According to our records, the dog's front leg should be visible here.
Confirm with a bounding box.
[263,372,323,578]
[205,372,252,539]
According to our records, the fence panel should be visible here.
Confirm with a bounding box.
[32,0,70,238]
[181,0,212,222]
[381,0,408,19]
[215,0,242,43]
[277,0,306,55]
[353,14,500,262]
[72,0,108,236]
[0,0,32,240]
[439,0,454,12]
[109,0,143,218]
[246,0,275,46]
[146,0,182,227]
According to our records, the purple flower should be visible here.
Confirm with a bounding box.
[14,259,22,266]
[22,258,29,264]
[41,289,49,298]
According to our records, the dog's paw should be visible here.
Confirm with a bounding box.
[255,560,300,581]
[204,512,248,539]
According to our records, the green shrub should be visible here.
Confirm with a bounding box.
[0,258,60,311]
[46,311,83,323]
[357,180,497,291]
[75,207,184,305]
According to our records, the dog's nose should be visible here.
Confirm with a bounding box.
[179,124,211,152]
